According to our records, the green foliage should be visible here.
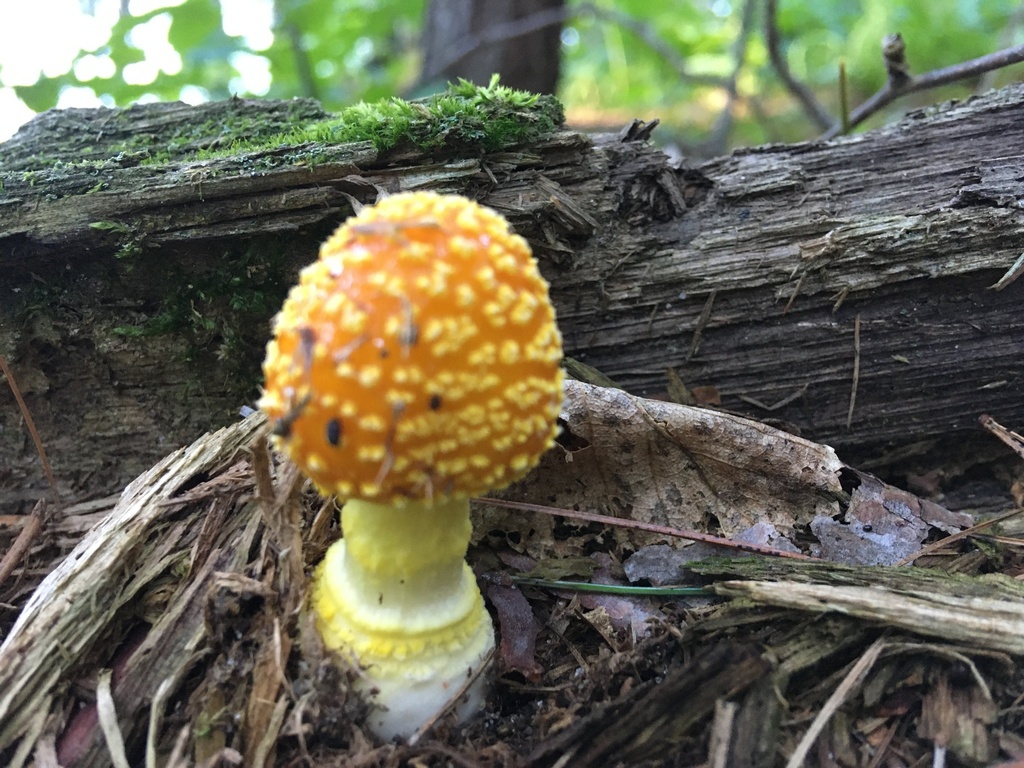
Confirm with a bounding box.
[12,0,422,114]
[16,0,240,111]
[560,0,1021,146]
[776,0,1020,92]
[263,0,423,103]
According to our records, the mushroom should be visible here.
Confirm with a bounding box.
[259,191,564,739]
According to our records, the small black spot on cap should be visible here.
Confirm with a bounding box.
[326,418,343,447]
[429,394,443,411]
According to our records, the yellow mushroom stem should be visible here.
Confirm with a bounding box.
[312,496,495,739]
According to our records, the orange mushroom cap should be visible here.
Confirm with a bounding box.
[260,192,564,504]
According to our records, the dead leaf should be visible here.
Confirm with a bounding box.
[665,368,695,405]
[480,380,844,556]
[691,385,721,406]
[812,469,972,565]
[575,556,664,639]
[486,580,543,681]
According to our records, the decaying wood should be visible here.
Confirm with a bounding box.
[2,86,1023,509]
[696,557,1024,655]
[0,413,265,763]
[527,643,772,767]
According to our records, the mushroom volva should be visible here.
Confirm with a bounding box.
[260,191,564,739]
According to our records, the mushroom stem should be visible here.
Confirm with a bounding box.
[312,497,495,739]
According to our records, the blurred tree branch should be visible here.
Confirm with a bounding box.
[980,4,1024,90]
[822,40,1024,139]
[579,3,730,90]
[764,0,834,132]
[702,0,758,156]
[282,22,319,101]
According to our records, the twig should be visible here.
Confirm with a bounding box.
[864,718,899,768]
[407,646,496,747]
[989,251,1024,291]
[838,60,850,133]
[0,500,45,591]
[980,4,1024,90]
[781,272,805,315]
[146,678,174,768]
[0,354,57,495]
[251,432,276,510]
[164,726,191,768]
[96,670,131,768]
[687,289,717,361]
[0,354,58,591]
[823,41,1024,139]
[979,414,1024,459]
[250,694,289,768]
[736,382,809,412]
[708,700,738,768]
[894,504,1024,566]
[785,638,886,768]
[881,33,911,86]
[511,577,709,597]
[846,314,861,428]
[765,0,833,131]
[476,497,816,561]
[831,286,850,313]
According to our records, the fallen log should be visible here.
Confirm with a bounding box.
[1,83,1022,508]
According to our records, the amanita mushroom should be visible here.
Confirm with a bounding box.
[259,191,563,739]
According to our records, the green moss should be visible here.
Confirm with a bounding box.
[2,77,563,179]
[4,78,564,403]
[0,98,330,174]
[111,242,293,391]
[147,76,564,173]
[195,75,564,161]
[114,240,143,260]
[89,221,131,234]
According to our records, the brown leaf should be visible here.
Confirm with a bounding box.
[486,582,543,682]
[812,469,972,565]
[481,380,843,556]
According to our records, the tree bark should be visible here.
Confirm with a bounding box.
[1,86,1022,509]
[420,0,564,93]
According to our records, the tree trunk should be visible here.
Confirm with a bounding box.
[420,0,564,93]
[1,85,1022,509]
